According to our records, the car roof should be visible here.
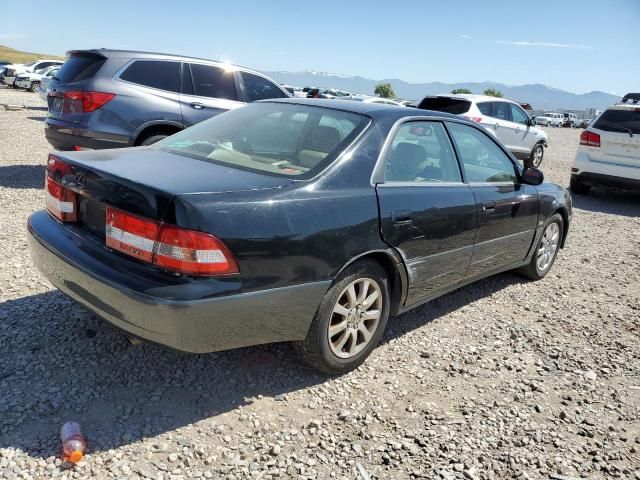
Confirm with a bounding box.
[66,49,266,76]
[261,98,462,121]
[433,93,518,104]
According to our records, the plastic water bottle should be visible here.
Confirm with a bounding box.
[60,421,86,463]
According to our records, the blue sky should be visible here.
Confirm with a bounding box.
[1,0,638,94]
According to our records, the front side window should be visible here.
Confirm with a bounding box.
[153,103,369,178]
[120,60,180,93]
[188,63,237,100]
[510,104,530,125]
[447,122,517,183]
[385,122,462,183]
[240,72,287,102]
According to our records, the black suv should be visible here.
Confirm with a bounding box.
[45,49,290,150]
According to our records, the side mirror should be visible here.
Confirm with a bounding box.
[528,117,536,127]
[522,167,544,185]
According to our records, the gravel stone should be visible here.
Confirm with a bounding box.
[0,87,638,479]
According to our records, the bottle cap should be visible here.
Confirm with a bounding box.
[68,450,83,463]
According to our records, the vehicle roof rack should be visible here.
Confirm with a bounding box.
[620,93,640,104]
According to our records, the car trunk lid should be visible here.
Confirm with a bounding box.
[54,148,293,237]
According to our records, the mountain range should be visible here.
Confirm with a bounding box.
[265,70,620,111]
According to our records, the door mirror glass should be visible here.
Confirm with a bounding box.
[522,167,544,185]
[529,116,536,127]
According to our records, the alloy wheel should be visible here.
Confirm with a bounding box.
[537,222,560,272]
[532,146,543,167]
[328,278,382,359]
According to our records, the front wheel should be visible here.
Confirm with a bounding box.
[30,81,40,93]
[294,260,390,374]
[525,144,544,168]
[517,213,563,280]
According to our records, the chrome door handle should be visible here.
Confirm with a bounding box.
[391,210,412,225]
[483,201,496,212]
[190,102,205,110]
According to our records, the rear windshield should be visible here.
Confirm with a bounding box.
[153,103,370,178]
[593,109,640,135]
[56,55,106,83]
[417,97,471,114]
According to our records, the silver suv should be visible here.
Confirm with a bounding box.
[45,49,290,150]
[417,94,548,167]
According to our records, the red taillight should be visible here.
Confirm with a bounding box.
[63,91,115,113]
[580,130,601,147]
[105,207,238,276]
[464,115,483,123]
[155,225,239,276]
[106,208,159,263]
[45,155,77,222]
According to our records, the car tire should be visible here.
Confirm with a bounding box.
[139,134,169,146]
[294,260,390,375]
[525,144,544,168]
[517,213,563,281]
[569,176,591,195]
[30,81,39,93]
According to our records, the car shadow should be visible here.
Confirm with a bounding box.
[0,165,44,189]
[0,272,524,460]
[27,115,46,122]
[572,188,640,218]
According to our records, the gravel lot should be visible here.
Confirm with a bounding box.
[0,87,639,480]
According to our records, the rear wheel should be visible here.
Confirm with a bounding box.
[517,213,563,280]
[570,176,591,195]
[295,260,390,374]
[30,81,40,93]
[139,134,169,146]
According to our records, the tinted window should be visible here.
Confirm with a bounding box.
[240,72,287,102]
[492,102,511,121]
[153,103,368,178]
[447,122,517,183]
[477,102,492,116]
[593,109,640,134]
[417,97,471,114]
[121,60,179,92]
[510,104,529,125]
[385,122,462,183]
[56,55,106,83]
[189,63,237,100]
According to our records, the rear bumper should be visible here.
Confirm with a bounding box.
[572,172,640,189]
[45,120,131,151]
[2,75,16,86]
[28,210,328,353]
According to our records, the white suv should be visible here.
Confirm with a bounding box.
[1,59,63,87]
[570,93,640,194]
[535,112,563,127]
[418,94,548,167]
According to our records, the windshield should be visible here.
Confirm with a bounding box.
[593,109,640,135]
[153,103,370,178]
[23,61,37,67]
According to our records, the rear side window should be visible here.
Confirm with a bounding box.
[593,109,640,135]
[56,55,106,83]
[188,63,237,100]
[120,60,179,92]
[477,102,492,116]
[417,97,471,114]
[240,72,288,102]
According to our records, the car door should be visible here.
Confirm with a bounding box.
[446,121,539,278]
[179,62,244,127]
[509,103,537,155]
[478,101,513,151]
[375,120,478,307]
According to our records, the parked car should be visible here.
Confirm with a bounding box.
[535,112,563,127]
[341,94,401,106]
[562,112,579,128]
[570,93,640,194]
[306,88,350,99]
[28,99,571,374]
[14,66,59,93]
[38,67,60,101]
[45,49,291,151]
[282,84,307,98]
[417,94,548,167]
[0,60,10,76]
[1,59,64,87]
[577,118,592,129]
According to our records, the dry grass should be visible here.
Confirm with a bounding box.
[0,45,63,64]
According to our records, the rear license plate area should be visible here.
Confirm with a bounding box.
[78,196,106,238]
